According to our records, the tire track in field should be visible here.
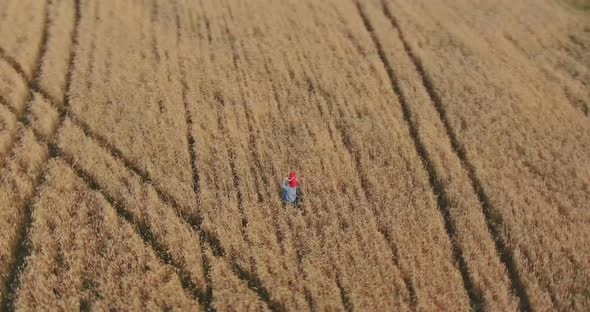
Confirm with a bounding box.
[178,77,213,310]
[2,61,283,311]
[276,47,362,311]
[295,10,417,300]
[85,2,99,92]
[378,1,532,311]
[1,0,79,310]
[69,112,202,223]
[71,106,283,311]
[211,91,251,245]
[0,0,51,170]
[57,134,284,311]
[0,95,19,119]
[353,1,483,310]
[1,5,284,311]
[335,273,353,312]
[51,146,208,307]
[304,76,417,310]
[229,36,282,235]
[0,48,29,81]
[149,0,161,63]
[50,118,284,310]
[70,102,283,311]
[174,5,213,309]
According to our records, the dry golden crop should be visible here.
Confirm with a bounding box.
[0,0,588,310]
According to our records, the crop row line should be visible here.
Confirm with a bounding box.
[70,99,282,311]
[48,139,208,305]
[1,6,283,310]
[232,39,275,205]
[173,5,214,308]
[335,273,353,312]
[0,0,55,310]
[0,0,51,169]
[303,74,417,310]
[0,95,18,118]
[353,1,484,310]
[378,1,533,311]
[1,0,199,308]
[49,123,284,311]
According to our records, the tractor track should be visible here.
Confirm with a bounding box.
[336,273,353,312]
[150,0,161,63]
[85,2,99,92]
[176,6,282,310]
[0,96,20,162]
[178,53,213,312]
[354,1,484,310]
[0,95,19,117]
[0,0,79,310]
[296,9,417,301]
[72,92,280,310]
[0,3,286,310]
[173,6,215,308]
[0,0,51,170]
[288,33,401,309]
[2,47,284,312]
[305,74,418,310]
[211,90,251,245]
[56,147,208,306]
[378,0,533,310]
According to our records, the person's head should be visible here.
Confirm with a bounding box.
[288,172,297,188]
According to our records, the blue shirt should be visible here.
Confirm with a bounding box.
[281,180,297,203]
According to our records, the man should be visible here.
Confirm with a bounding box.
[281,172,298,205]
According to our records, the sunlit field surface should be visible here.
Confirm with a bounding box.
[0,0,588,310]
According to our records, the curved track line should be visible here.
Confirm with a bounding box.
[0,0,54,309]
[353,1,483,310]
[55,147,208,307]
[379,1,532,311]
[174,4,213,309]
[0,4,287,311]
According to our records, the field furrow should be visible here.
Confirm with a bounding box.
[57,119,207,291]
[0,102,19,162]
[37,0,76,103]
[0,128,48,309]
[0,0,588,309]
[13,159,201,311]
[356,1,525,310]
[386,0,590,309]
[69,0,196,212]
[0,0,81,306]
[0,58,28,118]
[175,0,485,310]
[55,117,284,310]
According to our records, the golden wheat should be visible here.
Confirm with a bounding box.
[0,0,588,310]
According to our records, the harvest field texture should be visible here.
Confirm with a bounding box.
[0,0,589,311]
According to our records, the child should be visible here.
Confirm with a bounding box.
[281,172,298,204]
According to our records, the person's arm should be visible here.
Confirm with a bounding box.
[281,179,287,190]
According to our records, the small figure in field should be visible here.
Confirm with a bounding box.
[281,172,298,205]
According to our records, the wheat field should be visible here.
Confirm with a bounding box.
[0,0,588,311]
